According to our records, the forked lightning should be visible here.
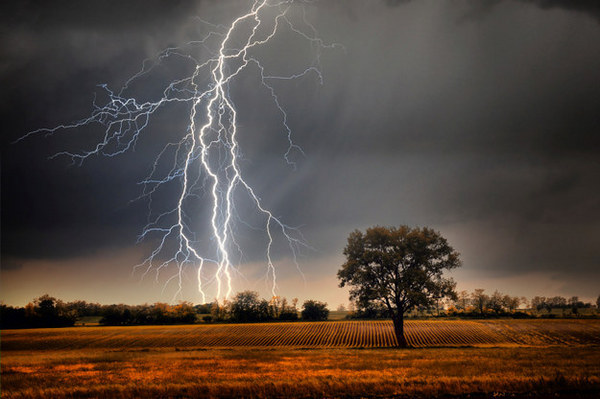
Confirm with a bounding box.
[18,0,339,302]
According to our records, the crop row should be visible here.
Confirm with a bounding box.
[3,319,599,351]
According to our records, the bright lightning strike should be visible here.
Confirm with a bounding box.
[17,0,339,302]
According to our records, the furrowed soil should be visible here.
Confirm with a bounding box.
[2,319,599,398]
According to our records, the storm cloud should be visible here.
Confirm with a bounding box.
[1,0,599,304]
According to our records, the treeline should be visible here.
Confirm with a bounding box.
[530,295,594,316]
[0,291,329,329]
[203,291,329,323]
[0,295,78,329]
[100,302,197,326]
[0,295,199,329]
[448,290,597,317]
[347,289,600,319]
[3,290,598,328]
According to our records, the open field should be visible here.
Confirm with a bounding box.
[2,320,600,398]
[3,319,600,350]
[2,346,599,398]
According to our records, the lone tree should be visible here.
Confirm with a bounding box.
[338,226,461,347]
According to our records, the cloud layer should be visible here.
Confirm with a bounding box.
[2,0,599,303]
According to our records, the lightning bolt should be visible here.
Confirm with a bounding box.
[17,0,340,302]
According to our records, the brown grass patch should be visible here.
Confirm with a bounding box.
[2,347,600,398]
[2,320,600,398]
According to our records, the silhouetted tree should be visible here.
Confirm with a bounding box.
[269,296,298,320]
[502,295,521,312]
[230,291,269,322]
[488,291,504,314]
[338,226,460,347]
[194,303,213,314]
[210,299,230,322]
[172,301,197,324]
[455,290,470,310]
[301,300,329,321]
[471,289,489,315]
[531,296,550,313]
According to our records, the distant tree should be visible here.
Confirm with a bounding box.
[336,304,347,312]
[347,301,356,314]
[471,289,489,315]
[172,301,197,324]
[194,303,213,314]
[0,305,26,329]
[33,294,76,327]
[597,295,600,310]
[531,296,550,313]
[24,302,37,319]
[150,303,171,324]
[268,296,298,320]
[338,226,460,347]
[99,302,197,326]
[301,300,329,321]
[488,291,504,314]
[550,296,567,308]
[278,297,299,321]
[568,296,579,306]
[230,291,269,322]
[100,304,129,325]
[502,295,521,313]
[63,300,101,318]
[268,296,284,319]
[549,296,567,316]
[349,301,388,319]
[34,295,58,321]
[210,299,230,322]
[455,290,470,310]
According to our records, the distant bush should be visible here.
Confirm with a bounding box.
[301,300,329,321]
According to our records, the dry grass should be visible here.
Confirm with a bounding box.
[2,347,599,398]
[2,320,600,398]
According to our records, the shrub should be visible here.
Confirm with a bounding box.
[301,300,329,321]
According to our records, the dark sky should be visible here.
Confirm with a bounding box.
[1,0,599,306]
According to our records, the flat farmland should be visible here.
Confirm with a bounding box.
[2,320,600,398]
[3,319,600,350]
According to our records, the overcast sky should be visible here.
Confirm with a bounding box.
[2,0,599,306]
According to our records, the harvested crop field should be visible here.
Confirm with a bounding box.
[2,346,600,398]
[2,320,600,398]
[3,319,600,350]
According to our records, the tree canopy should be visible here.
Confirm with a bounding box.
[338,225,461,347]
[301,300,329,321]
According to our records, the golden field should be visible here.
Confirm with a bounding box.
[3,319,600,349]
[2,319,600,398]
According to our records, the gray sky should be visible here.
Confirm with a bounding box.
[1,0,599,306]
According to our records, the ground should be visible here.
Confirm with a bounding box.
[2,319,599,398]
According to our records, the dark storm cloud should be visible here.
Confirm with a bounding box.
[1,0,203,260]
[383,0,600,22]
[2,0,200,29]
[518,1,600,22]
[1,0,599,298]
[292,0,600,279]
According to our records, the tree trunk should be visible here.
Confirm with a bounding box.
[392,313,408,348]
